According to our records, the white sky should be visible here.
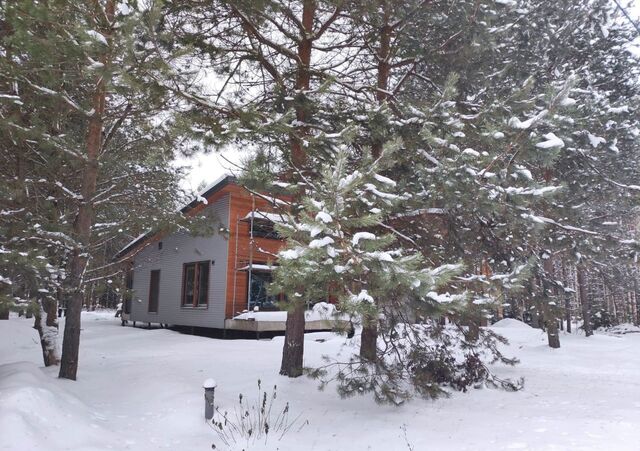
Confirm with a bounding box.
[176,147,251,194]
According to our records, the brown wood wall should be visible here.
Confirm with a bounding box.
[224,186,285,318]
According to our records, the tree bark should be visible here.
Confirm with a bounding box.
[542,257,560,348]
[59,0,114,380]
[360,321,378,361]
[279,301,305,377]
[545,314,560,348]
[34,297,60,366]
[564,292,572,333]
[530,305,540,329]
[561,263,571,333]
[466,312,481,341]
[358,1,392,361]
[279,0,315,378]
[633,276,639,326]
[577,263,592,337]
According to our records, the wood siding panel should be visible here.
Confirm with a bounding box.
[225,187,285,318]
[130,194,230,328]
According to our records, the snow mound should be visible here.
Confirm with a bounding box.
[0,362,115,451]
[603,323,640,335]
[491,318,532,329]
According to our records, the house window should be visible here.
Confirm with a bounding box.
[252,219,280,239]
[148,270,160,313]
[248,271,278,311]
[182,261,210,307]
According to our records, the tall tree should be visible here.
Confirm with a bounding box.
[59,0,116,380]
[0,0,193,374]
[163,0,352,377]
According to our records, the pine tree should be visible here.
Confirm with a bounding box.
[162,0,354,377]
[267,139,522,403]
[393,0,640,348]
[0,0,194,374]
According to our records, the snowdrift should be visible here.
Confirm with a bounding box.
[0,361,115,451]
[491,318,532,329]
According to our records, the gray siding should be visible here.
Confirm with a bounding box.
[130,194,230,328]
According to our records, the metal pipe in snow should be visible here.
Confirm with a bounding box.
[203,379,217,420]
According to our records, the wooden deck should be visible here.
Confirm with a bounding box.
[224,318,348,333]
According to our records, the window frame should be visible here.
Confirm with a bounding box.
[181,261,210,308]
[247,265,284,311]
[148,269,160,313]
[251,218,281,240]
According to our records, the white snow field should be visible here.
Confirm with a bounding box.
[1,312,639,451]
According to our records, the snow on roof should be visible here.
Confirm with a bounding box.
[115,230,153,260]
[195,173,232,200]
[238,264,274,271]
[180,174,236,213]
[242,210,288,223]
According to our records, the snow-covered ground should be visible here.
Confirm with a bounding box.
[1,312,639,451]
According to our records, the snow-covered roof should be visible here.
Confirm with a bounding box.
[114,230,154,260]
[241,210,288,223]
[179,174,236,214]
[237,264,275,271]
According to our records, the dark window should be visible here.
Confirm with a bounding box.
[248,271,278,310]
[148,270,160,313]
[182,261,210,307]
[252,219,280,239]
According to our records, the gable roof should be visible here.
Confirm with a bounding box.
[179,174,236,214]
[115,175,236,260]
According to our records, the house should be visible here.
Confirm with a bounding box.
[116,175,337,335]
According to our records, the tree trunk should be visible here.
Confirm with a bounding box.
[34,297,60,366]
[633,276,639,326]
[577,263,592,337]
[561,263,571,333]
[59,0,114,380]
[360,320,378,361]
[546,316,560,348]
[279,0,315,378]
[466,314,481,341]
[357,2,391,362]
[0,284,9,319]
[279,301,305,377]
[542,257,560,348]
[565,292,572,333]
[530,307,540,328]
